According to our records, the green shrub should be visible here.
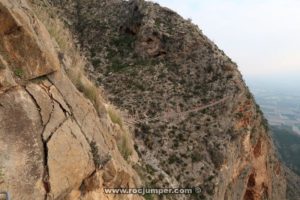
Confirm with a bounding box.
[14,68,24,77]
[209,148,224,168]
[143,193,154,200]
[168,154,181,164]
[145,164,157,175]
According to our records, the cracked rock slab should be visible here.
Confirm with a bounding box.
[47,118,95,199]
[26,83,53,126]
[43,101,67,141]
[49,85,71,114]
[48,71,112,155]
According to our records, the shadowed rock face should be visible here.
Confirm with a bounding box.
[48,0,287,199]
[0,1,142,199]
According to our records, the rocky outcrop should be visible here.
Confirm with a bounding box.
[0,0,142,199]
[48,0,288,199]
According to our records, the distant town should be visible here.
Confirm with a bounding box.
[246,76,300,135]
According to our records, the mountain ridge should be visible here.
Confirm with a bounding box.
[47,0,287,199]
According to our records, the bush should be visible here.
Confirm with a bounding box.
[74,77,96,102]
[145,164,157,175]
[90,141,101,168]
[209,148,224,168]
[14,68,24,77]
[143,193,154,200]
[168,154,181,164]
[90,141,111,168]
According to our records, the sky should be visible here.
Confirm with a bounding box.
[150,0,300,79]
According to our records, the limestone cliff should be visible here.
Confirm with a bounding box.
[0,0,142,199]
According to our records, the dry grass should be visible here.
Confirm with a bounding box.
[33,5,85,73]
[107,105,134,160]
[32,5,74,52]
[117,130,133,161]
[107,106,123,128]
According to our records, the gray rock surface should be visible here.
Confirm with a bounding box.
[0,1,142,199]
[0,88,45,199]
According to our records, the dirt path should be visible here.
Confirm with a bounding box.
[127,97,230,124]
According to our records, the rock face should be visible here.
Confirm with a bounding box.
[0,88,45,199]
[48,0,288,199]
[0,0,59,82]
[0,0,142,199]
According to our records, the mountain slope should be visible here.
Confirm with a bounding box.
[48,0,287,199]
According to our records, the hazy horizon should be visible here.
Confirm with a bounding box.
[151,0,300,77]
